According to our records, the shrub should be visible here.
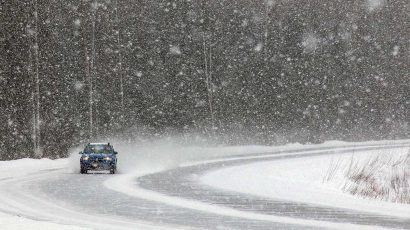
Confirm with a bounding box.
[324,151,410,203]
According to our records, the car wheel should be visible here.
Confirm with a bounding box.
[110,167,116,174]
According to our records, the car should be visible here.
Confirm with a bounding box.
[79,143,118,174]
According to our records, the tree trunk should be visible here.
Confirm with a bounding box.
[115,0,124,120]
[89,5,96,139]
[34,0,42,157]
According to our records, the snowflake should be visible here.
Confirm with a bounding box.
[392,45,399,56]
[254,43,263,52]
[302,32,320,53]
[74,19,81,27]
[366,0,385,12]
[74,81,84,90]
[169,46,181,55]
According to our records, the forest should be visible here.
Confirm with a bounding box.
[2,0,410,159]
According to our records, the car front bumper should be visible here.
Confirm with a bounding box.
[81,159,115,170]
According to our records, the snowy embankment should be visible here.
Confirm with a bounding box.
[1,139,409,229]
[0,142,291,230]
[200,144,410,218]
[326,148,410,204]
[0,212,90,230]
[0,159,92,230]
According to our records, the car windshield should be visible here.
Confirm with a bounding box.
[84,145,112,154]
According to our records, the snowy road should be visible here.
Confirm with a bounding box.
[1,141,410,229]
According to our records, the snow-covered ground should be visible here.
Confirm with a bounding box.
[0,159,92,230]
[1,139,410,229]
[334,149,410,204]
[0,212,91,230]
[200,145,410,218]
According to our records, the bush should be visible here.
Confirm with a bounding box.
[324,151,410,203]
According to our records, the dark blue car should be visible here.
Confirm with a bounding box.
[79,143,118,174]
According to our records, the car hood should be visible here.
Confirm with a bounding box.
[84,153,114,158]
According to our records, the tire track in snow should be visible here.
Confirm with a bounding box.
[2,142,409,230]
[136,144,410,229]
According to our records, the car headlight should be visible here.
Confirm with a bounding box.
[104,157,112,161]
[82,156,89,161]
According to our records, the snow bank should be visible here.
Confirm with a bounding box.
[200,146,410,218]
[0,158,67,178]
[2,138,409,229]
[0,212,91,230]
[67,139,297,174]
[0,158,92,230]
[67,138,409,174]
[326,149,410,203]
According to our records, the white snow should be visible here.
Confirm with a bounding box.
[0,158,92,230]
[0,212,91,230]
[266,0,274,7]
[302,32,320,53]
[329,148,410,203]
[104,140,410,230]
[366,0,385,12]
[1,139,410,229]
[201,145,410,218]
[0,158,65,179]
[254,43,263,52]
[169,45,181,55]
[392,45,399,56]
[88,142,110,145]
[0,158,174,230]
[73,19,81,27]
[74,81,84,90]
[104,160,386,230]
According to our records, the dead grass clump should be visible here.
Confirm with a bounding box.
[325,151,410,204]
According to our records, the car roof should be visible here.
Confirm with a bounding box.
[89,142,110,146]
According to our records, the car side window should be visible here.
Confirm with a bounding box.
[104,146,111,153]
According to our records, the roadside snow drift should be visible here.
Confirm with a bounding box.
[200,145,410,218]
[2,139,410,229]
[0,158,93,230]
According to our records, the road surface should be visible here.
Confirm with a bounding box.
[1,142,409,230]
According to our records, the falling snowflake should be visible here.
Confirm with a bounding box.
[392,45,399,56]
[74,81,84,90]
[302,32,320,53]
[266,0,275,7]
[27,28,36,36]
[169,45,181,55]
[343,100,350,107]
[73,19,81,27]
[254,43,263,52]
[366,0,385,12]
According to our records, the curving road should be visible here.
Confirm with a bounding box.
[1,143,410,230]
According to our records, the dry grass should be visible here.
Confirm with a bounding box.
[324,151,410,204]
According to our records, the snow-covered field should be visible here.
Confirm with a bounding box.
[336,150,410,204]
[201,145,410,218]
[1,139,410,229]
[0,212,91,230]
[0,159,92,230]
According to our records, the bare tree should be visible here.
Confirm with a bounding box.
[33,0,42,157]
[201,1,216,135]
[114,0,124,120]
[26,21,36,157]
[202,35,214,132]
[264,0,273,70]
[88,1,98,139]
[78,1,93,142]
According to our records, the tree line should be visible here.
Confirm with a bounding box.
[2,0,410,159]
